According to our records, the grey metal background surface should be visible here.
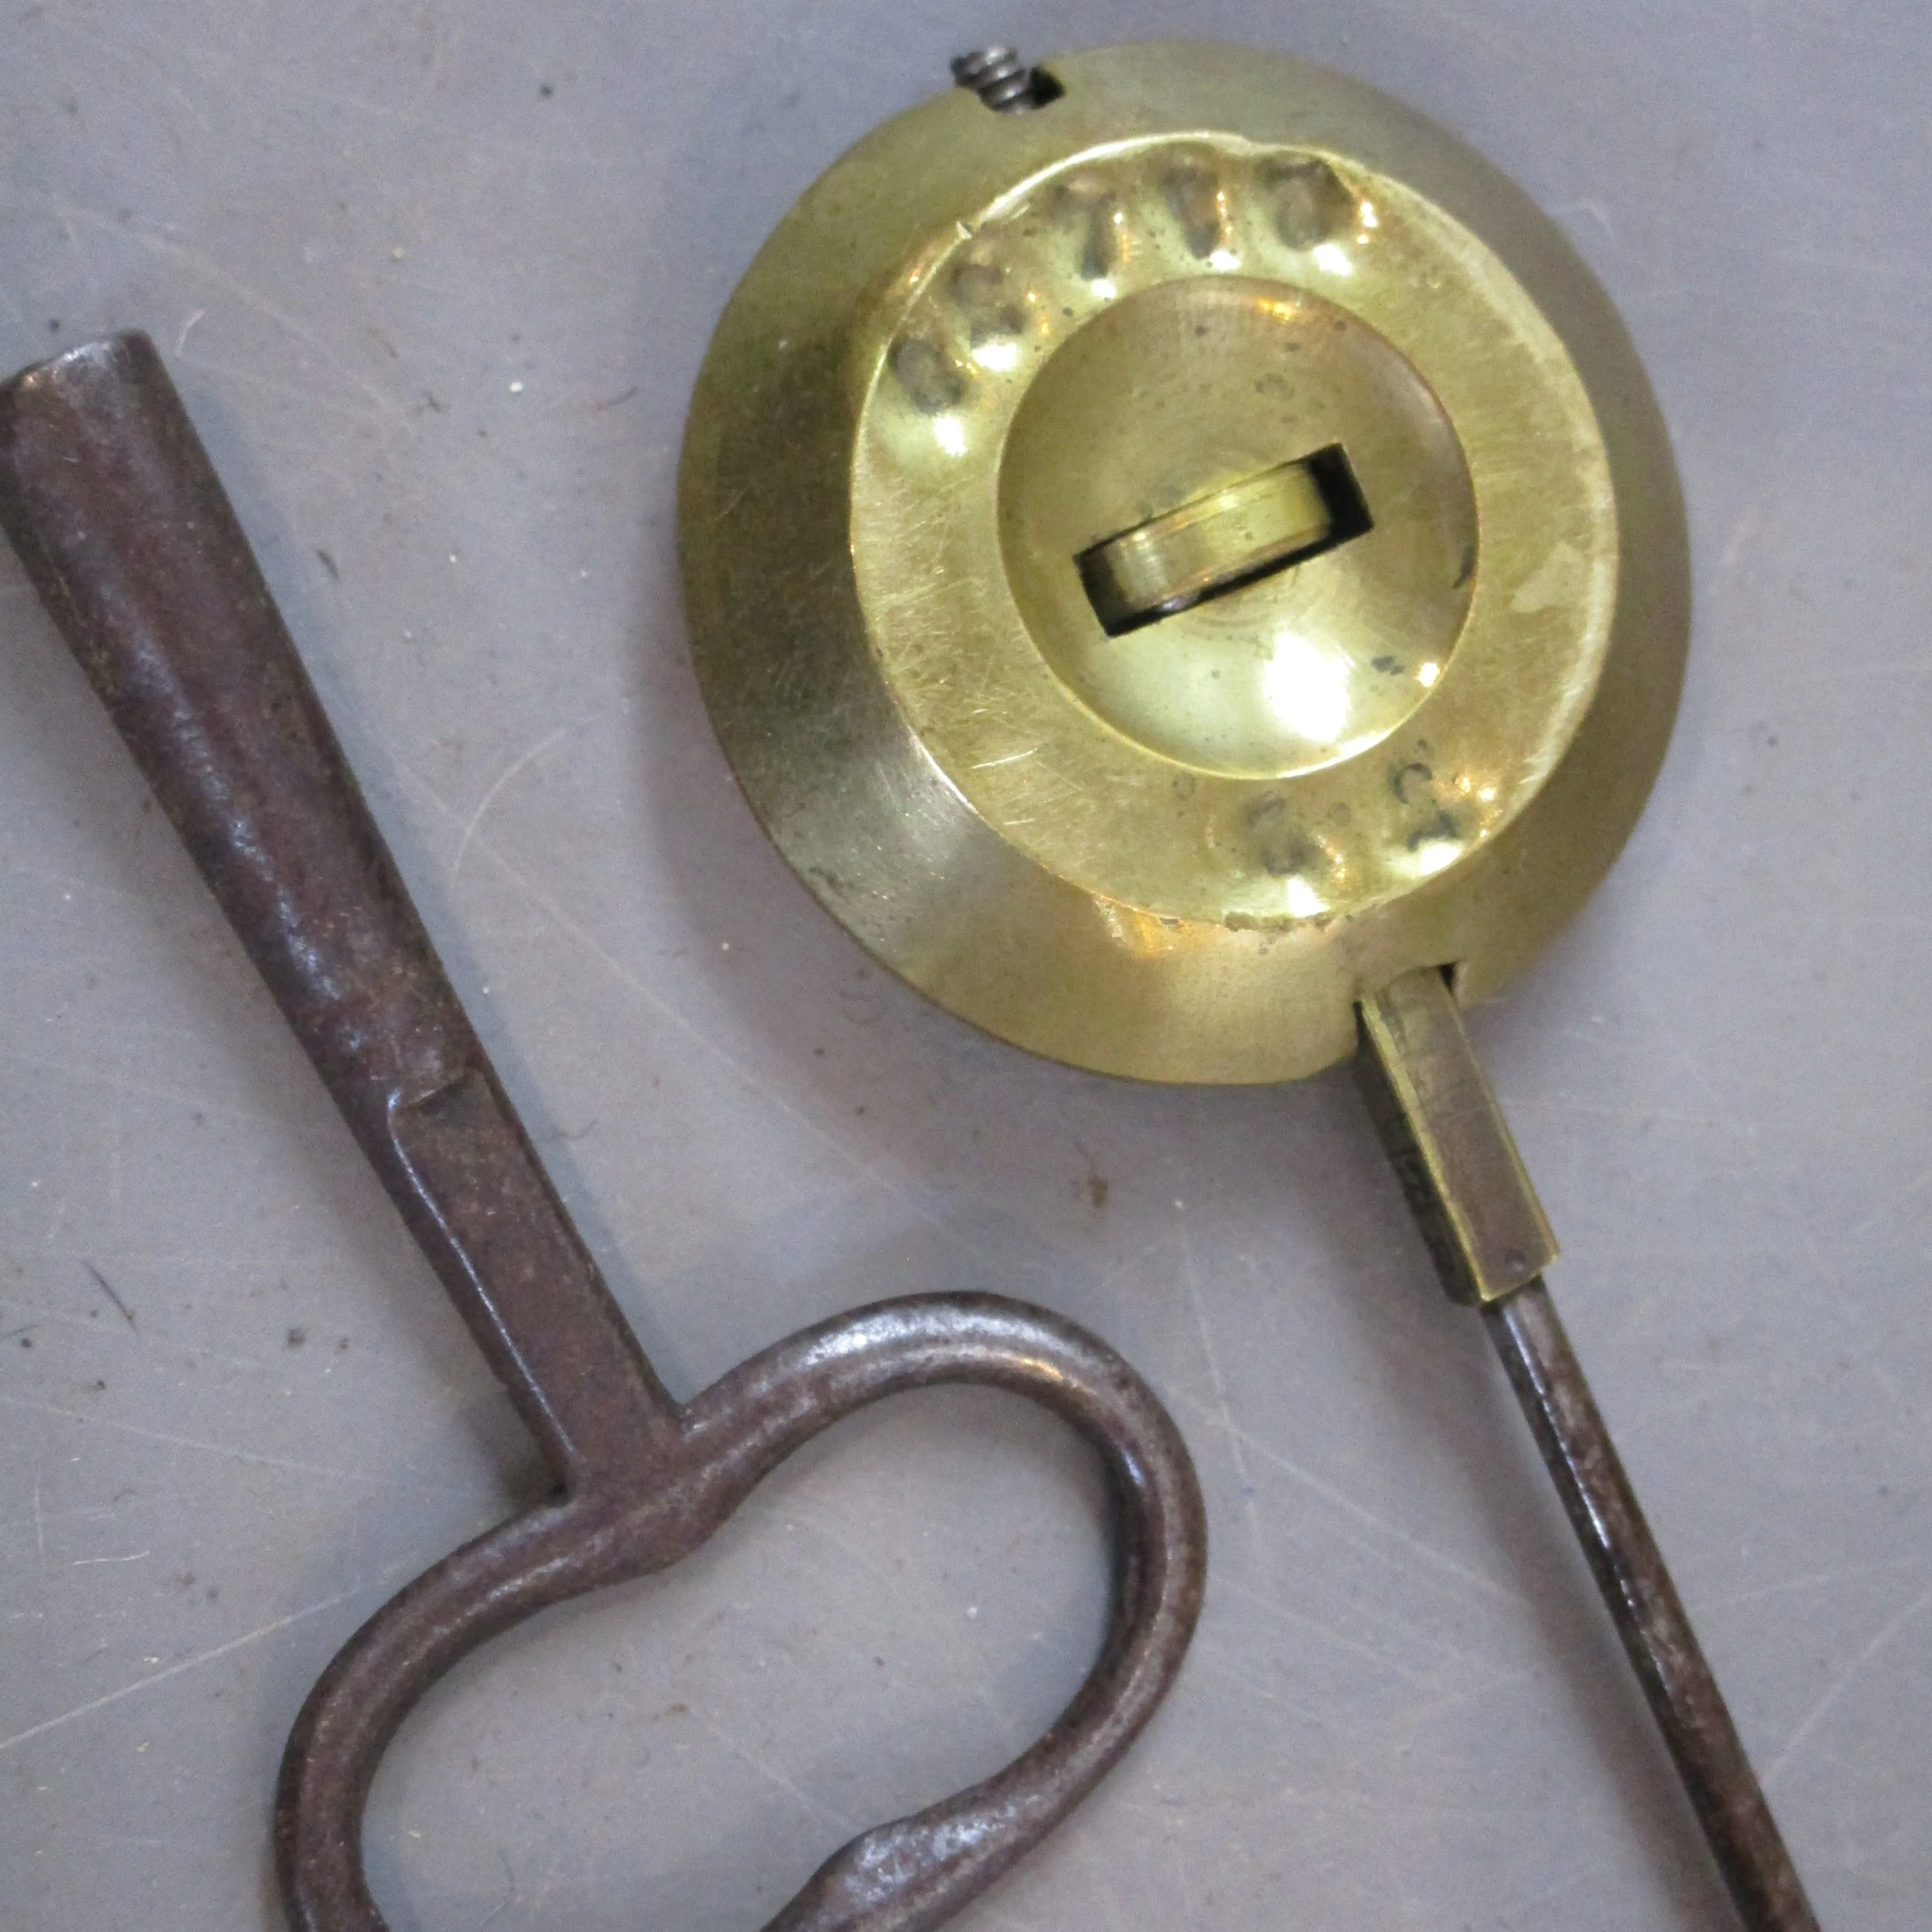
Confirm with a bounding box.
[0,6,1924,1929]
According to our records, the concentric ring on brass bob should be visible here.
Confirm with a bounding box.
[678,42,1688,1084]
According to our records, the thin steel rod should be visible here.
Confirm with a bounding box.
[1357,970,1820,1927]
[1485,1281,1820,1932]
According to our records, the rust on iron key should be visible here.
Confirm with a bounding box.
[0,330,1208,1932]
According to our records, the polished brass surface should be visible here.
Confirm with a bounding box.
[679,42,1690,1084]
[1077,453,1338,637]
[1355,966,1557,1304]
[998,270,1475,781]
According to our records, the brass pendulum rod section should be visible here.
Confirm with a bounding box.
[1356,969,1821,1932]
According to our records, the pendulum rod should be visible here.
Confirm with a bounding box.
[1356,968,1820,1932]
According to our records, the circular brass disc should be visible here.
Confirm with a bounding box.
[678,42,1689,1084]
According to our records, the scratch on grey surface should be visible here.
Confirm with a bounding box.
[1791,1208,1829,1288]
[965,1676,1024,1752]
[1509,1095,1752,1135]
[264,73,621,173]
[1548,197,1617,244]
[0,1581,364,1756]
[1716,400,1823,589]
[1352,0,1537,70]
[0,1042,286,1128]
[1160,1788,1203,1932]
[450,724,571,887]
[32,1473,46,1573]
[1069,1830,1132,1932]
[1494,1857,1620,1928]
[70,1549,149,1566]
[1779,10,1932,55]
[1717,233,1932,285]
[1764,656,1932,692]
[27,1244,349,1272]
[1788,913,1932,938]
[0,191,404,420]
[1202,1569,1483,1690]
[0,280,40,350]
[1240,1552,1531,1690]
[1555,1240,1780,1271]
[1177,1216,1260,1543]
[84,1262,136,1330]
[40,13,215,136]
[67,15,627,172]
[1168,1386,1529,1610]
[7,1499,120,1533]
[1718,466,1781,582]
[102,1042,128,1209]
[1101,1230,1181,1283]
[1177,1640,1396,1741]
[1698,1555,1932,1613]
[779,1505,1081,1686]
[1763,1581,1932,1790]
[399,764,1010,1278]
[0,1292,278,1375]
[473,1850,518,1930]
[688,1706,857,1835]
[0,857,180,915]
[94,1833,222,1851]
[787,1507,959,1618]
[1845,1165,1932,1243]
[1857,1352,1908,1413]
[174,308,207,355]
[1651,1353,1759,1378]
[171,349,414,437]
[0,1391,396,1488]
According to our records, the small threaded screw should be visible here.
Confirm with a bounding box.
[951,46,1052,112]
